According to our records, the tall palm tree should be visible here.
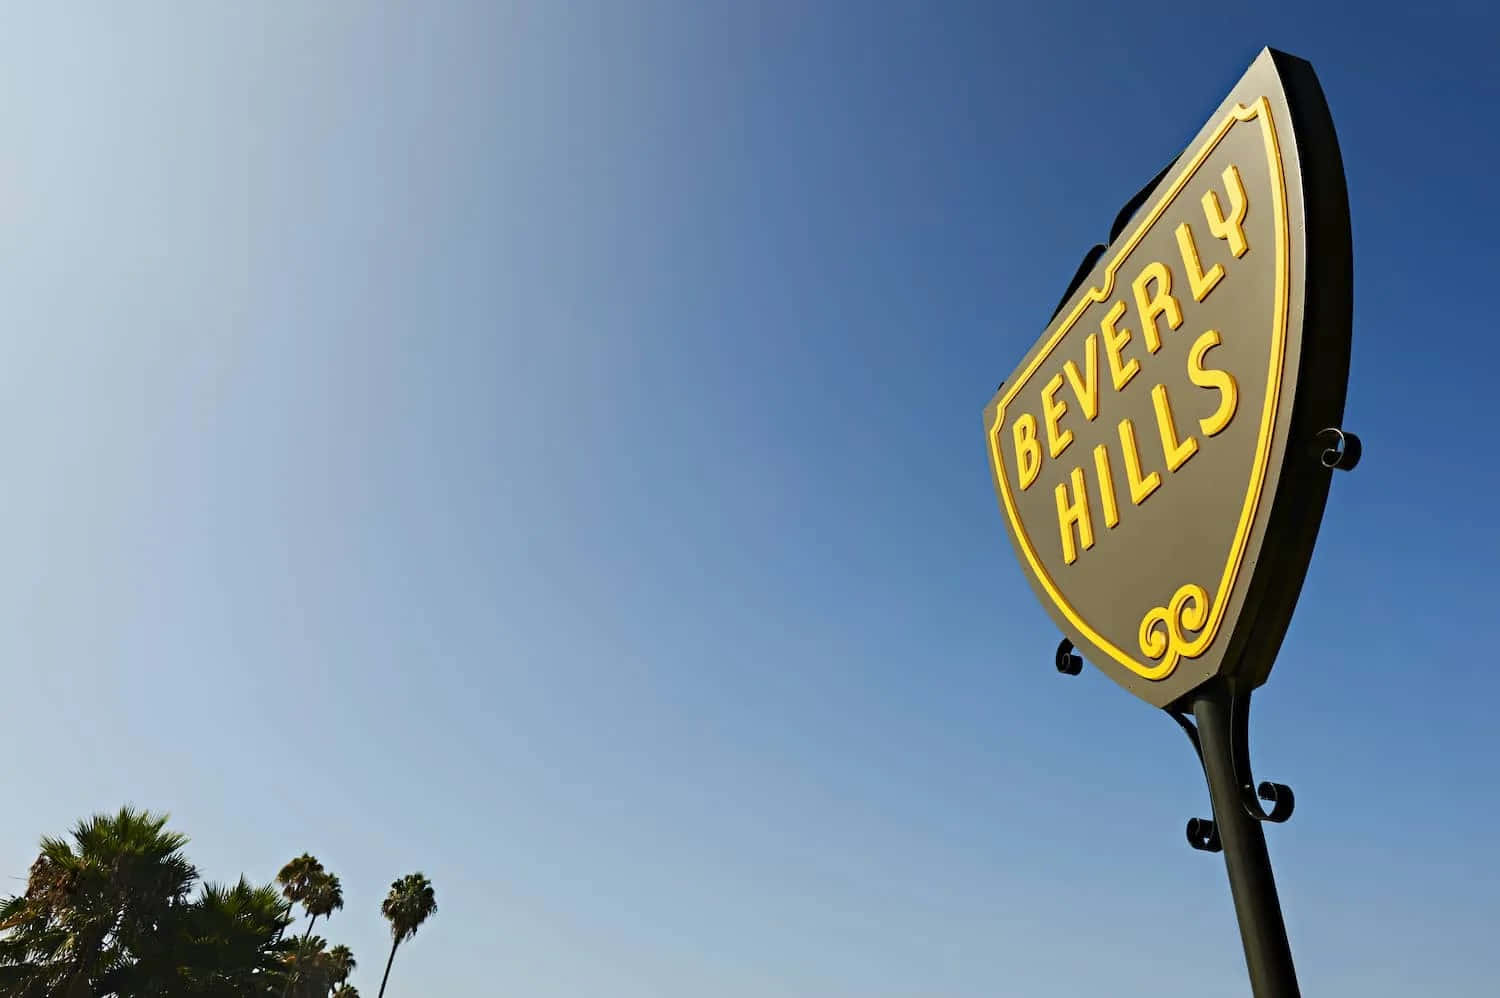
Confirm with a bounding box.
[375,874,436,998]
[332,986,360,998]
[279,863,342,998]
[0,807,197,998]
[302,873,344,940]
[275,855,325,930]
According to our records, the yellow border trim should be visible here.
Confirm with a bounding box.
[986,98,1289,681]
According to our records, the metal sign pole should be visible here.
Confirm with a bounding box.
[1190,683,1300,997]
[1060,643,1315,997]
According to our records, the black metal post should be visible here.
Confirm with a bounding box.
[1191,684,1300,997]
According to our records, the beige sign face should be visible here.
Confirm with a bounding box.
[983,49,1351,708]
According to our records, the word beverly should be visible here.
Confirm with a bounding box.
[1006,164,1251,567]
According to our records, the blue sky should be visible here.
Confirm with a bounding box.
[0,2,1496,995]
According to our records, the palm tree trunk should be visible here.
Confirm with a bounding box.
[301,913,321,948]
[377,937,401,998]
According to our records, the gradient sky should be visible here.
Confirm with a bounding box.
[0,2,1496,995]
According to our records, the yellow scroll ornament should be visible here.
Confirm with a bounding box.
[1138,583,1213,672]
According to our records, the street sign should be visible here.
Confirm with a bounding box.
[983,48,1352,708]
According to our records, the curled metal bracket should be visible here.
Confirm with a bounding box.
[1186,817,1222,852]
[1314,427,1362,471]
[1169,689,1294,854]
[1253,781,1295,823]
[1055,638,1083,676]
[1227,691,1295,824]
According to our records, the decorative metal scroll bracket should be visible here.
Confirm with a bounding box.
[1055,638,1083,676]
[1314,427,1361,471]
[1169,685,1294,854]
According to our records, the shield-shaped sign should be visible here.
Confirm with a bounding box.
[983,48,1352,709]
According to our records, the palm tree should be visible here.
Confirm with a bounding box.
[276,935,353,998]
[282,934,333,998]
[278,862,343,998]
[276,855,325,928]
[332,986,360,998]
[179,878,296,996]
[298,873,343,946]
[112,877,295,996]
[326,944,356,991]
[375,874,436,998]
[0,806,197,997]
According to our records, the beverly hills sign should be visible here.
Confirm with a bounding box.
[983,49,1353,709]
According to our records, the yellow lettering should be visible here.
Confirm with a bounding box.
[1151,383,1198,473]
[1203,164,1249,258]
[1175,221,1224,302]
[1063,334,1100,421]
[1054,465,1094,565]
[1012,413,1041,490]
[1118,418,1161,506]
[1132,261,1183,354]
[1100,300,1140,392]
[1042,374,1073,459]
[1093,443,1120,529]
[1188,330,1238,437]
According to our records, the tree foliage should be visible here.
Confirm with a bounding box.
[375,875,436,998]
[0,808,425,997]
